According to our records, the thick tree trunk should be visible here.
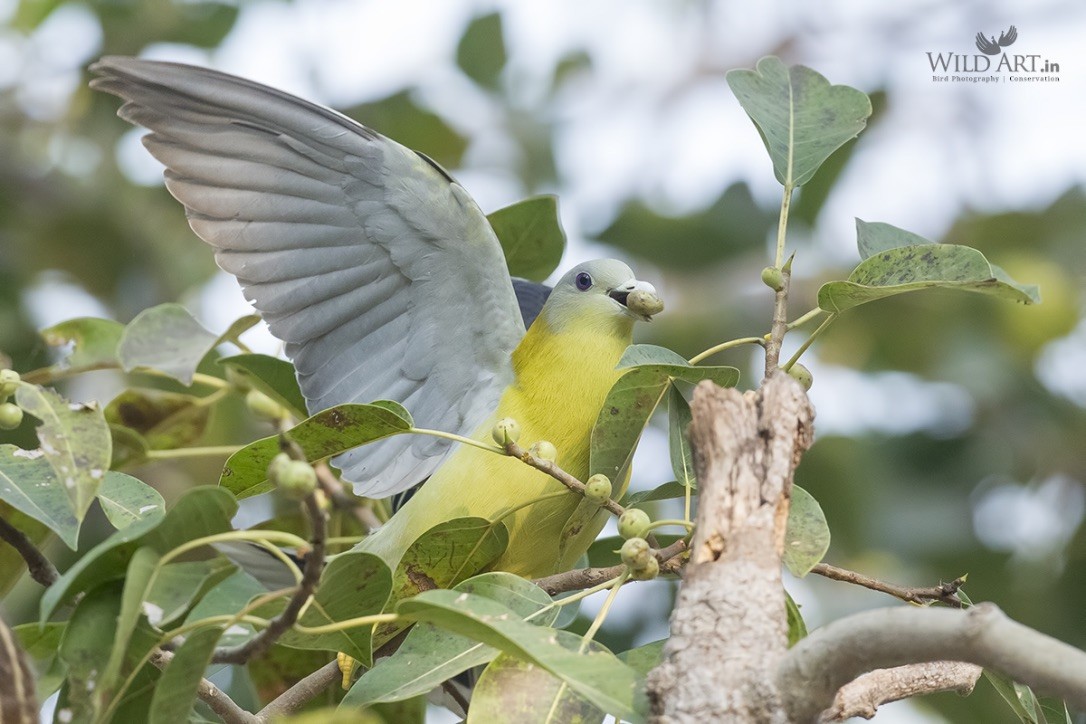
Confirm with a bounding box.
[647,375,814,722]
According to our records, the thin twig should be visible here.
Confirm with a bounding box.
[811,562,966,607]
[255,659,340,722]
[534,539,687,596]
[503,441,625,517]
[0,515,58,586]
[764,254,793,376]
[313,461,383,532]
[150,649,256,724]
[212,494,327,664]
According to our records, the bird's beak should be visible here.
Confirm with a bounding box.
[608,279,664,321]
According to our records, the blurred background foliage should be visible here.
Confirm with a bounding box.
[1,1,1083,721]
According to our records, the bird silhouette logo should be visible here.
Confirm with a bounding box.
[975,25,1017,55]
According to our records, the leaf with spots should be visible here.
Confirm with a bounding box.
[0,444,81,549]
[15,383,111,522]
[819,221,1040,312]
[219,401,413,498]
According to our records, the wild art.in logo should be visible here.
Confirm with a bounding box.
[927,25,1060,84]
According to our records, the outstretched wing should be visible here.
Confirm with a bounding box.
[999,25,1017,47]
[975,33,1001,55]
[91,57,526,497]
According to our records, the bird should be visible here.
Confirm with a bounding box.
[975,25,1017,55]
[89,57,662,579]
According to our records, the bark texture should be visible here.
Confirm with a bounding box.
[646,375,814,722]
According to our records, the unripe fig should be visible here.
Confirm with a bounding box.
[491,417,521,446]
[529,440,557,463]
[627,289,664,318]
[787,363,813,391]
[0,402,23,430]
[761,266,784,291]
[246,389,284,421]
[0,369,19,398]
[276,460,317,500]
[266,452,292,484]
[617,508,651,540]
[629,555,660,580]
[584,474,612,503]
[620,537,652,569]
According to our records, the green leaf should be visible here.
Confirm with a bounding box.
[783,485,830,577]
[148,625,223,724]
[109,424,150,468]
[217,314,261,346]
[667,385,696,490]
[590,345,738,483]
[398,590,642,722]
[0,444,80,549]
[13,622,67,698]
[273,551,393,666]
[102,547,160,696]
[346,91,468,170]
[104,389,211,450]
[41,486,235,621]
[15,384,111,522]
[469,651,605,724]
[456,12,507,88]
[97,471,165,531]
[145,558,235,629]
[619,639,665,675]
[819,243,1040,312]
[40,317,124,368]
[855,218,934,260]
[487,195,566,282]
[219,353,308,419]
[785,591,807,647]
[726,56,871,188]
[59,582,123,721]
[984,669,1044,723]
[219,402,413,498]
[118,303,221,385]
[621,481,688,508]
[393,518,510,600]
[0,503,50,597]
[345,572,555,708]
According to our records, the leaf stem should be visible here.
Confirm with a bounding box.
[158,530,309,568]
[580,572,630,652]
[291,612,400,636]
[781,314,837,372]
[145,445,241,460]
[645,519,695,533]
[787,307,825,330]
[687,337,767,365]
[410,427,504,454]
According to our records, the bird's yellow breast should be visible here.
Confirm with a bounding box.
[364,313,632,577]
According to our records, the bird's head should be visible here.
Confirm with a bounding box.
[539,259,663,334]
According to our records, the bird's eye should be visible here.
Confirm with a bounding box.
[575,272,593,291]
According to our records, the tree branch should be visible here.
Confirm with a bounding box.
[778,603,1086,722]
[533,539,687,596]
[821,661,982,721]
[812,562,966,607]
[212,494,326,664]
[255,659,340,723]
[0,515,58,587]
[503,441,625,517]
[647,375,814,721]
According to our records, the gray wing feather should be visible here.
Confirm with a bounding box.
[91,57,525,497]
